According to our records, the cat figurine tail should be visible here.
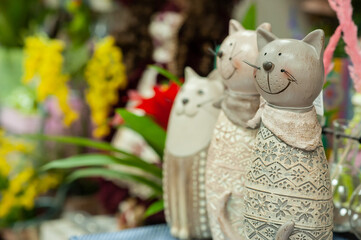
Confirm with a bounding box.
[276,221,295,240]
[217,192,295,240]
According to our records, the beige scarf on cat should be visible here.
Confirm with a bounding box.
[221,90,260,128]
[262,104,322,151]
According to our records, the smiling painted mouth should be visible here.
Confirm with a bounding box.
[223,68,236,80]
[177,111,197,117]
[176,107,198,117]
[218,62,237,80]
[176,99,213,117]
[256,73,292,95]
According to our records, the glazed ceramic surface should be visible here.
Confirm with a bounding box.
[243,28,333,240]
[206,111,258,240]
[163,67,223,239]
[244,114,333,240]
[205,20,271,240]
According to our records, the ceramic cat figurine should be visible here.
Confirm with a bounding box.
[163,67,224,239]
[243,28,333,240]
[205,20,271,240]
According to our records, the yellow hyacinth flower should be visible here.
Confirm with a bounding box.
[8,167,34,194]
[0,130,32,177]
[0,167,34,218]
[22,36,78,126]
[0,193,15,218]
[0,129,61,218]
[18,173,60,210]
[85,36,127,138]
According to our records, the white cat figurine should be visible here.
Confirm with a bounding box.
[163,67,224,239]
[243,28,333,240]
[205,20,270,240]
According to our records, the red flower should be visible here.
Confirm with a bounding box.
[134,82,180,129]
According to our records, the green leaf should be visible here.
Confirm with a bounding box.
[148,65,182,86]
[0,47,23,102]
[67,168,162,195]
[242,3,256,30]
[323,80,331,89]
[341,172,355,201]
[64,43,89,75]
[42,154,115,170]
[116,109,166,159]
[42,154,162,178]
[324,108,338,118]
[144,199,164,218]
[25,134,133,157]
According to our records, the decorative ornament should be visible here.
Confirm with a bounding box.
[163,67,223,239]
[243,28,332,240]
[205,20,271,240]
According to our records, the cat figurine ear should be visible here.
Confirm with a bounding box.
[229,19,244,34]
[258,22,272,32]
[207,69,221,81]
[302,29,325,59]
[257,28,278,51]
[185,66,199,81]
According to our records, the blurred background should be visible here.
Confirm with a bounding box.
[0,0,361,239]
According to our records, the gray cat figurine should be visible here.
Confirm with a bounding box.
[243,28,333,240]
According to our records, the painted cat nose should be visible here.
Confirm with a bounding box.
[182,99,189,105]
[217,51,223,58]
[263,61,274,72]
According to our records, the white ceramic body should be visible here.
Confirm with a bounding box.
[205,21,269,240]
[163,67,223,239]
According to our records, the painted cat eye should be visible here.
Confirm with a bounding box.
[278,53,282,56]
[264,52,267,56]
[197,90,204,95]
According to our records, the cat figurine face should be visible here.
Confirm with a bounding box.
[172,67,223,117]
[254,28,325,108]
[217,20,271,94]
[166,67,223,156]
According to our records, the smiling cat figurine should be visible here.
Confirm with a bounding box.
[163,67,223,239]
[205,20,271,240]
[243,28,333,240]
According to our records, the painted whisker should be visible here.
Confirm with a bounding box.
[207,47,217,57]
[243,60,260,70]
[281,69,298,84]
[197,98,215,107]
